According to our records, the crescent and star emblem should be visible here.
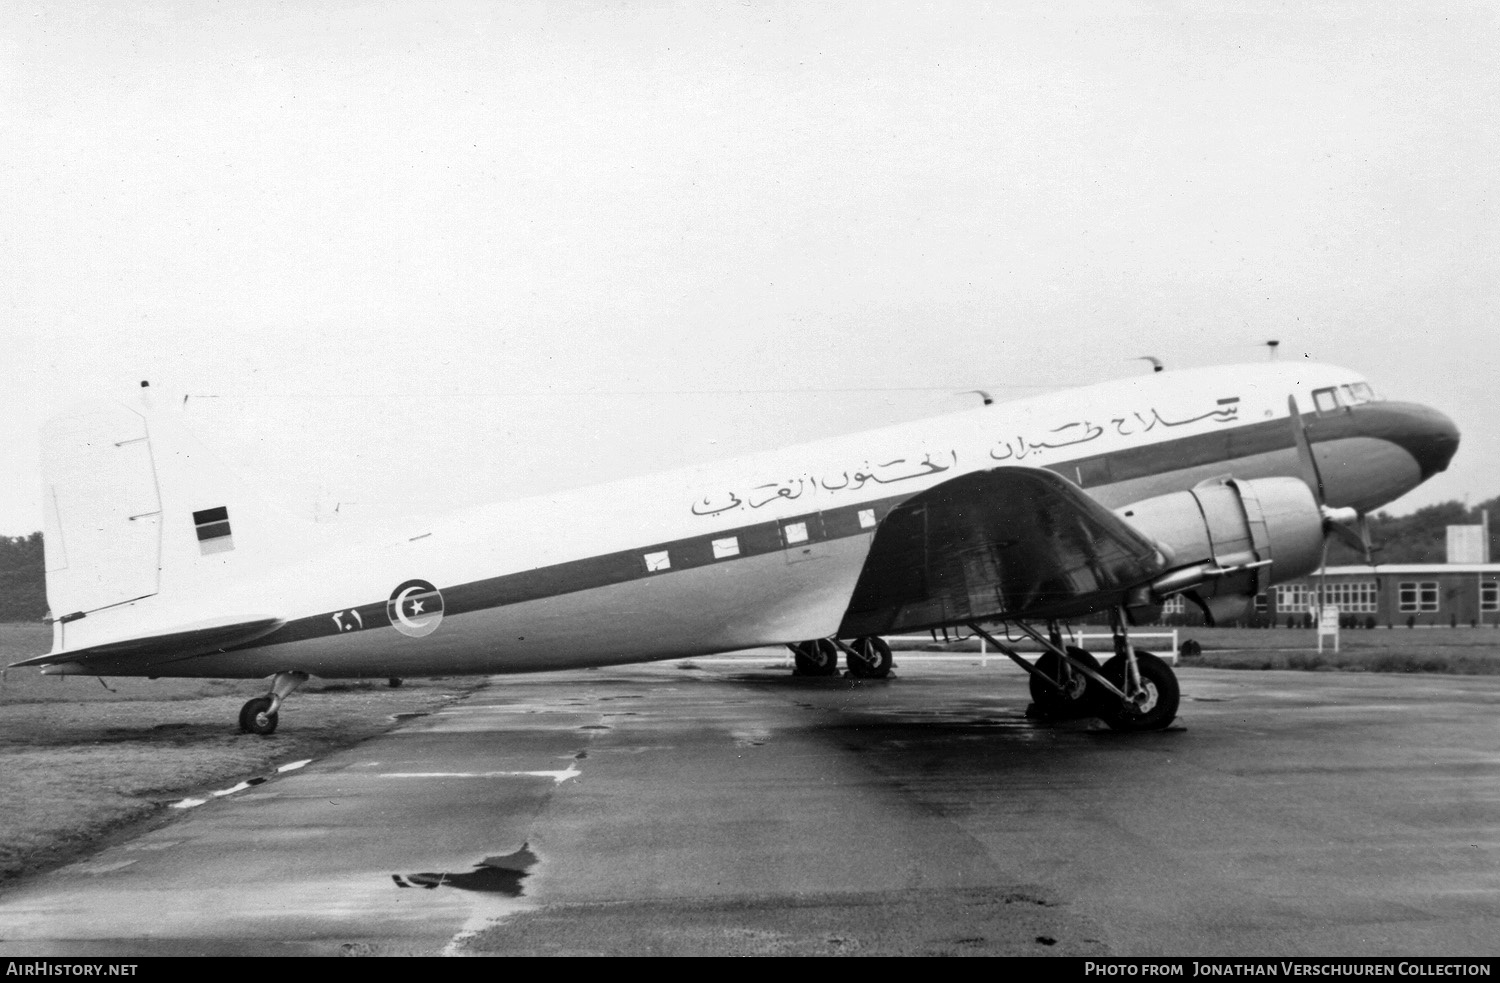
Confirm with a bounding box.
[386,579,445,638]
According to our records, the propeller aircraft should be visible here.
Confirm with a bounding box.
[12,361,1459,735]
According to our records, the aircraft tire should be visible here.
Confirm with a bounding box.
[238,696,279,736]
[1028,647,1101,717]
[846,636,893,679]
[792,639,840,676]
[1097,651,1179,731]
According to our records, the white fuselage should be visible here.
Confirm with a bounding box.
[43,362,1453,678]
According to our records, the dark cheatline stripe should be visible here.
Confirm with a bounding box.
[229,494,910,653]
[219,409,1397,657]
[193,506,230,525]
[1052,406,1399,488]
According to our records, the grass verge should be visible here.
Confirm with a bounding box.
[0,623,488,886]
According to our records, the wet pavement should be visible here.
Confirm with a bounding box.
[0,655,1497,956]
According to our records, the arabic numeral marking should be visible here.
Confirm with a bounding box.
[331,610,361,633]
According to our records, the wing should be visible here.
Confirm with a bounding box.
[9,616,285,675]
[838,467,1167,636]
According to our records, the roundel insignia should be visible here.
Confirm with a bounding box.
[387,579,445,638]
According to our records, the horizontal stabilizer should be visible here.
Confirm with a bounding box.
[10,616,285,673]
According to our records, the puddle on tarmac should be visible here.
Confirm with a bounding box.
[393,843,539,896]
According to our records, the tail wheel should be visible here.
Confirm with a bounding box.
[238,696,279,736]
[846,636,893,679]
[1028,646,1101,717]
[1098,650,1180,731]
[792,639,840,676]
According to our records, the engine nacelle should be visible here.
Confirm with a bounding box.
[1115,477,1326,623]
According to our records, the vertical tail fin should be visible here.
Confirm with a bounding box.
[40,399,309,653]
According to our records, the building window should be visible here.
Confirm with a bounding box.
[1321,581,1379,613]
[1482,581,1499,613]
[1398,581,1439,613]
[1254,593,1268,614]
[1276,584,1315,612]
[1161,595,1185,615]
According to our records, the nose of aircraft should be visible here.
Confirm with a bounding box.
[1388,402,1461,480]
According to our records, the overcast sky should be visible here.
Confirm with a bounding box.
[2,0,1495,536]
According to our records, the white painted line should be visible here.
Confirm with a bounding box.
[381,763,582,784]
[170,760,311,810]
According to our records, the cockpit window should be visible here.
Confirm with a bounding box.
[1312,387,1341,414]
[1349,381,1377,402]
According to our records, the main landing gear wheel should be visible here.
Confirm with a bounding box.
[792,639,840,676]
[846,636,893,679]
[1028,646,1102,718]
[1098,650,1180,732]
[238,696,278,736]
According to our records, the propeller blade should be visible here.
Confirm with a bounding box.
[1357,513,1378,565]
[1327,516,1368,554]
[1288,395,1325,504]
[1318,506,1376,564]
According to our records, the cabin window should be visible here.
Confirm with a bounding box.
[711,537,740,559]
[783,522,809,545]
[1312,387,1341,414]
[643,550,671,572]
[858,509,877,529]
[1398,581,1439,613]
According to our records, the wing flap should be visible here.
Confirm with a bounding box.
[9,616,286,673]
[838,467,1167,636]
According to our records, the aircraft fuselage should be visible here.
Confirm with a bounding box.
[35,361,1459,679]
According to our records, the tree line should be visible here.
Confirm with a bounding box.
[1325,495,1500,566]
[0,532,45,623]
[1,495,1497,622]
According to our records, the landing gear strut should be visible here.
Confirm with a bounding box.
[838,636,893,679]
[967,610,1180,731]
[238,671,308,736]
